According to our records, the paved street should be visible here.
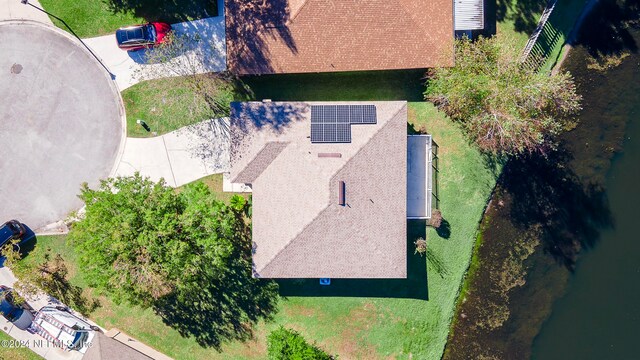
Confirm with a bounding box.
[0,21,124,230]
[83,12,227,90]
[115,118,230,187]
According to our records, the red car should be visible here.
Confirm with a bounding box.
[115,22,172,51]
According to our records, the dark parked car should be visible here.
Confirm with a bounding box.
[115,22,172,51]
[0,220,26,248]
[0,286,34,330]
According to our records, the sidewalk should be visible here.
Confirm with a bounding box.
[114,118,230,187]
[0,0,52,24]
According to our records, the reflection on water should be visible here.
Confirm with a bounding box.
[443,0,640,358]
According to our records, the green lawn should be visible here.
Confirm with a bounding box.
[496,0,586,71]
[0,331,42,360]
[122,76,244,137]
[39,0,217,38]
[14,102,495,359]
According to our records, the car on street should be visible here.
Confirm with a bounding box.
[0,286,34,330]
[0,220,26,248]
[115,22,172,51]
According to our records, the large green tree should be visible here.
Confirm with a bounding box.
[69,174,278,348]
[425,36,582,156]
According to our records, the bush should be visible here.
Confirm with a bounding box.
[414,237,427,256]
[267,326,335,360]
[425,36,581,156]
[429,209,443,228]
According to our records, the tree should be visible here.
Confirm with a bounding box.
[267,326,335,360]
[68,174,278,348]
[425,36,582,156]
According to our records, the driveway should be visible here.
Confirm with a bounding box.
[114,118,230,187]
[83,9,227,91]
[0,21,124,230]
[0,0,52,23]
[0,267,92,360]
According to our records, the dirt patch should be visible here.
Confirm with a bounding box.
[328,302,382,360]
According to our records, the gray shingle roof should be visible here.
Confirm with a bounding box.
[230,101,408,278]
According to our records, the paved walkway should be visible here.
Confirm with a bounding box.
[0,0,52,23]
[83,14,227,91]
[115,118,230,187]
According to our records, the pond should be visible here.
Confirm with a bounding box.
[443,0,640,358]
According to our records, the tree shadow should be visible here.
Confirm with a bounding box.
[277,220,428,300]
[571,0,639,60]
[496,0,546,33]
[501,148,614,270]
[436,219,452,239]
[104,0,219,23]
[225,0,296,74]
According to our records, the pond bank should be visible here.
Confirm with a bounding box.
[442,0,639,358]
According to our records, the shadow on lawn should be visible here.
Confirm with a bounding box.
[278,221,429,300]
[104,0,218,23]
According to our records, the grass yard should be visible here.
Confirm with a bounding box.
[13,102,496,359]
[39,0,217,38]
[122,76,246,137]
[496,0,587,71]
[0,331,42,360]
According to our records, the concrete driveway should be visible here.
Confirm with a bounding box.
[115,118,230,187]
[0,0,52,23]
[83,6,227,90]
[0,21,124,230]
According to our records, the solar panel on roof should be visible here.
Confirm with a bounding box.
[336,123,351,142]
[361,105,377,124]
[349,105,363,124]
[336,105,350,123]
[349,105,377,124]
[309,105,374,143]
[311,106,323,123]
[323,105,337,123]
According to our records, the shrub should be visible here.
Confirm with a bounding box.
[267,326,335,360]
[414,237,427,256]
[429,209,443,228]
[425,36,581,156]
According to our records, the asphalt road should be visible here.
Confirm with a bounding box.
[0,22,124,230]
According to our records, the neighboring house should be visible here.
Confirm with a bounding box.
[225,0,455,75]
[84,333,152,360]
[226,101,433,279]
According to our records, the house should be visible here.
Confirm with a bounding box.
[226,101,433,279]
[225,0,456,75]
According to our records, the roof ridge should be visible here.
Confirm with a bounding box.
[256,103,407,276]
[288,0,310,22]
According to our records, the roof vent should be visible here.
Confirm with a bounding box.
[318,153,342,158]
[338,181,345,206]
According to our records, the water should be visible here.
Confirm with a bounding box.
[531,40,640,358]
[443,2,640,357]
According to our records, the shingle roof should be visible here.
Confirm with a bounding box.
[225,0,454,75]
[83,333,152,360]
[230,101,407,278]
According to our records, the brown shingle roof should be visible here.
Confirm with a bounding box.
[225,0,454,75]
[230,101,407,278]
